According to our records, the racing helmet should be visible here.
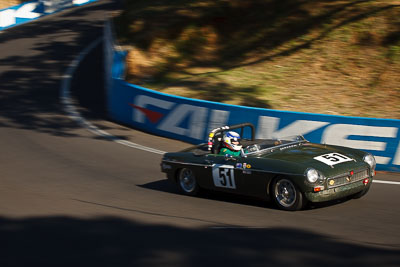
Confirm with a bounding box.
[223,131,242,151]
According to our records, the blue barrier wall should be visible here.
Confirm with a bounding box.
[0,0,97,31]
[108,78,400,172]
[103,22,400,172]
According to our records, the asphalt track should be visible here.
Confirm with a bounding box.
[1,1,400,266]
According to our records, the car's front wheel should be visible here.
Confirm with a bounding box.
[271,177,306,211]
[178,168,199,196]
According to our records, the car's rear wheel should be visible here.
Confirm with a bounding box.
[178,168,199,196]
[272,177,306,211]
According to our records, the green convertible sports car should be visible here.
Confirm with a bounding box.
[161,123,375,211]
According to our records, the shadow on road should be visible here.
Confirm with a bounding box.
[0,215,399,266]
[0,0,116,138]
[139,179,354,211]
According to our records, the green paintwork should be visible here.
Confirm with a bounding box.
[305,180,371,202]
[161,138,373,204]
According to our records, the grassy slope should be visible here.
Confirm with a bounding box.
[0,0,27,9]
[115,0,400,119]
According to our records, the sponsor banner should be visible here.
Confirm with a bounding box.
[0,0,96,31]
[108,76,400,172]
[0,1,42,29]
[40,0,72,14]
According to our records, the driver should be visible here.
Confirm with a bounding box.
[219,131,242,157]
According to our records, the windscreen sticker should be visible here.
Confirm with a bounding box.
[314,153,354,166]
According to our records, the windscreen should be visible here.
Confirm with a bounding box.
[244,135,307,155]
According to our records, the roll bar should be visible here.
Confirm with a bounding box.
[207,123,256,152]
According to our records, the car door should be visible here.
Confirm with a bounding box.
[204,154,247,194]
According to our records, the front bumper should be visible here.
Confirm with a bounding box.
[305,178,372,202]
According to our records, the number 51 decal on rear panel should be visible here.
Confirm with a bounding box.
[314,153,354,166]
[212,165,236,189]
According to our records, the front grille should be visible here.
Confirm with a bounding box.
[327,169,369,189]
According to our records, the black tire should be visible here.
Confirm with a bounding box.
[178,168,199,196]
[271,177,306,211]
[352,185,371,199]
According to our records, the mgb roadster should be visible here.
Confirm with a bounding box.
[161,123,375,211]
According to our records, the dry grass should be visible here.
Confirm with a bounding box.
[115,0,400,119]
[0,0,27,9]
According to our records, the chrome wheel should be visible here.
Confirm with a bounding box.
[178,168,198,195]
[274,178,297,208]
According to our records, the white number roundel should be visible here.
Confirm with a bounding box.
[212,165,236,189]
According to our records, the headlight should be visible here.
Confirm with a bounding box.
[363,154,376,171]
[306,168,320,183]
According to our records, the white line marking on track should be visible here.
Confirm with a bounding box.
[60,39,400,185]
[373,180,400,185]
[210,226,266,230]
[60,37,166,155]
